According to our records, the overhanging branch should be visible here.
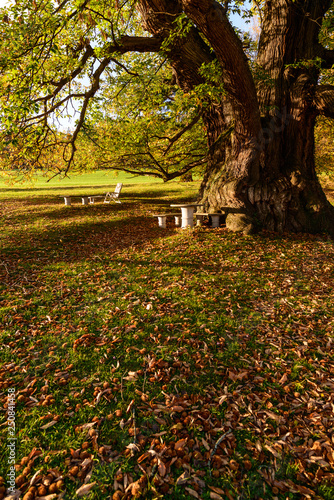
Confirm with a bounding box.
[163,109,202,155]
[44,36,161,95]
[96,156,205,181]
[13,34,164,172]
[63,56,113,173]
[109,35,162,54]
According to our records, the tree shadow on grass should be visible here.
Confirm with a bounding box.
[0,212,178,272]
[0,185,115,194]
[1,191,333,292]
[2,216,333,280]
[0,195,196,227]
[2,201,135,224]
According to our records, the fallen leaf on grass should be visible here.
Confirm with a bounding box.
[124,372,138,382]
[137,452,149,463]
[126,480,143,497]
[201,438,210,450]
[185,487,200,498]
[158,459,166,477]
[126,443,140,453]
[79,458,92,470]
[264,410,284,423]
[95,390,106,404]
[228,370,248,381]
[175,438,187,450]
[176,471,190,486]
[285,480,315,497]
[75,482,97,497]
[307,456,330,467]
[151,431,167,437]
[210,493,223,500]
[192,476,206,489]
[36,495,59,500]
[279,372,288,384]
[81,422,97,431]
[40,420,58,430]
[265,444,280,457]
[209,486,225,494]
[28,447,43,460]
[126,399,135,412]
[225,490,235,500]
[170,422,183,432]
[170,405,185,412]
[29,469,42,486]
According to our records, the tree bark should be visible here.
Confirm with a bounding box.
[137,0,334,236]
[181,0,262,233]
[247,0,334,235]
[198,0,334,236]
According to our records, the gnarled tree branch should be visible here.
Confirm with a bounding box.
[163,109,202,155]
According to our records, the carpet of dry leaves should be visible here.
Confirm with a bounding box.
[0,193,334,500]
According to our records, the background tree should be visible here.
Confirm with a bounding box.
[0,0,334,235]
[315,117,334,175]
[315,6,334,178]
[75,52,208,181]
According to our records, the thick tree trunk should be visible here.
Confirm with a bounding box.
[137,0,334,236]
[253,0,334,235]
[197,0,334,236]
[179,0,262,233]
[199,78,334,234]
[201,117,334,235]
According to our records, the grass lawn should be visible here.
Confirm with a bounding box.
[0,171,166,200]
[0,174,334,500]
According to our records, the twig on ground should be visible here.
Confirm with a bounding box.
[208,430,233,474]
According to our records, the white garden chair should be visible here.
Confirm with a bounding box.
[103,183,123,204]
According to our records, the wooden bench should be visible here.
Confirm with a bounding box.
[195,212,225,227]
[152,213,181,228]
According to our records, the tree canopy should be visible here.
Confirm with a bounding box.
[0,0,216,179]
[1,0,334,235]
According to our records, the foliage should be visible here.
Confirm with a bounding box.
[75,53,208,181]
[0,0,141,174]
[0,0,230,181]
[0,0,280,181]
[0,0,211,180]
[315,5,334,176]
[315,117,334,176]
[319,2,334,52]
[1,181,334,499]
[0,0,333,182]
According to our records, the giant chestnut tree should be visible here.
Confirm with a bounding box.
[0,0,334,235]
